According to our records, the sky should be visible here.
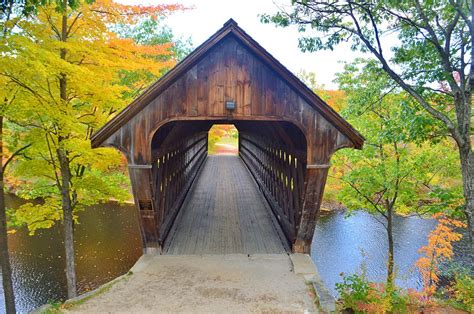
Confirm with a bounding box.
[124,0,365,89]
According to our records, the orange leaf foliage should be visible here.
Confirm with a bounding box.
[318,89,347,112]
[416,213,466,296]
[89,0,185,23]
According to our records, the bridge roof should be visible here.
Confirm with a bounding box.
[91,19,364,149]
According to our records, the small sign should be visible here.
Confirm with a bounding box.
[225,101,236,110]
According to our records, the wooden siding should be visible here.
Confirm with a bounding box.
[102,35,355,166]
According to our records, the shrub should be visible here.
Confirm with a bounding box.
[336,273,413,313]
[335,272,473,313]
[336,273,372,311]
[451,274,474,311]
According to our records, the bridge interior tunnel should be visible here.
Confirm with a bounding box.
[149,120,307,254]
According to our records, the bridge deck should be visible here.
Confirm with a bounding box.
[164,156,287,254]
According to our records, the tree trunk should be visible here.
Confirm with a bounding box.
[57,0,77,299]
[459,142,474,254]
[0,116,16,313]
[57,146,77,298]
[386,206,395,288]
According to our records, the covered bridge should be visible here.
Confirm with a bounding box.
[91,19,363,255]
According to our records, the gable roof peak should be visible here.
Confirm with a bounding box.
[223,18,238,28]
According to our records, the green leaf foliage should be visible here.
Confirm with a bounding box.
[331,59,462,219]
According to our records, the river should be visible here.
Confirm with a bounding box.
[0,196,442,313]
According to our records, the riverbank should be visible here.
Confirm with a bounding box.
[4,196,465,313]
[38,254,333,313]
[320,200,347,215]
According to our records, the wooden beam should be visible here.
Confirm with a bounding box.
[292,166,329,254]
[267,122,306,161]
[128,164,160,253]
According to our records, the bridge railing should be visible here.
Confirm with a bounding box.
[239,132,306,246]
[152,132,208,245]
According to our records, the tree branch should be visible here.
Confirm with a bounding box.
[3,143,31,172]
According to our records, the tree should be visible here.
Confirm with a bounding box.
[114,16,193,62]
[113,16,193,99]
[1,0,38,19]
[298,70,348,112]
[0,1,42,312]
[0,0,181,299]
[331,59,460,293]
[262,0,474,251]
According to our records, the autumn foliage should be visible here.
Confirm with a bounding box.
[208,125,238,155]
[1,0,185,230]
[416,213,466,296]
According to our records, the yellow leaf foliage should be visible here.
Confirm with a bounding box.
[0,0,184,231]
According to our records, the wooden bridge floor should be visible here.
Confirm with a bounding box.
[164,155,288,254]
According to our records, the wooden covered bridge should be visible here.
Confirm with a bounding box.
[91,19,363,256]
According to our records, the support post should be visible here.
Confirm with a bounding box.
[128,164,160,254]
[293,165,329,254]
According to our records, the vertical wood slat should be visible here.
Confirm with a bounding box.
[153,132,208,246]
[128,165,157,251]
[239,130,306,246]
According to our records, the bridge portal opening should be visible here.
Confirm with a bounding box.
[208,124,238,156]
[149,120,308,255]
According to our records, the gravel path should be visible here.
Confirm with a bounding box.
[66,254,318,313]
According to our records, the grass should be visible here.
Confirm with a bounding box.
[306,282,323,312]
[40,271,133,313]
[218,136,238,145]
[208,136,238,155]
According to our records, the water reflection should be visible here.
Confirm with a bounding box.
[0,195,142,313]
[312,211,437,295]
